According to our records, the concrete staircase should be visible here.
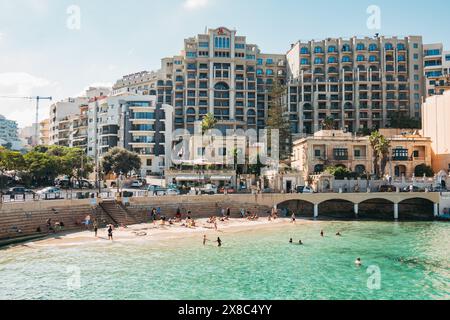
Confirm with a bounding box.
[99,200,138,226]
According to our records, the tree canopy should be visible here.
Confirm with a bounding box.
[101,147,142,177]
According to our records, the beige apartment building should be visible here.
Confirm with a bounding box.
[286,36,425,135]
[39,119,50,145]
[422,90,450,173]
[423,43,450,96]
[292,129,432,179]
[114,27,287,135]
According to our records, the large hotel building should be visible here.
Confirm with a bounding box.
[113,27,287,134]
[286,36,425,135]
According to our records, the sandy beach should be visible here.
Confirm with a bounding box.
[25,218,316,248]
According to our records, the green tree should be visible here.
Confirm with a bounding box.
[414,164,434,177]
[325,166,353,180]
[24,151,60,186]
[388,113,421,129]
[321,117,335,130]
[267,82,291,161]
[201,113,218,134]
[101,147,142,178]
[377,135,391,177]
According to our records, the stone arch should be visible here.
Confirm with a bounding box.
[277,200,315,218]
[358,198,395,220]
[398,198,434,220]
[318,199,355,219]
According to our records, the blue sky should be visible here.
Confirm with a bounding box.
[0,0,449,127]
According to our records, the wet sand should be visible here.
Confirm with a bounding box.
[25,218,316,248]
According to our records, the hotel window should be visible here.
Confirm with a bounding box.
[357,55,365,62]
[398,55,406,62]
[199,42,209,48]
[301,58,309,65]
[356,43,365,51]
[235,43,245,49]
[328,46,336,53]
[342,56,351,63]
[266,69,274,76]
[328,57,337,63]
[369,44,377,51]
[256,69,263,75]
[385,43,393,50]
[314,57,323,64]
[257,58,263,65]
[267,58,273,64]
[300,47,309,54]
[369,55,377,62]
[314,46,323,54]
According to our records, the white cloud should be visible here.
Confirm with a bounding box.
[183,0,210,10]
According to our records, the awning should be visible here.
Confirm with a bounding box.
[210,176,233,181]
[175,176,206,182]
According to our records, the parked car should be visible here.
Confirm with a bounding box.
[432,186,448,193]
[130,180,144,189]
[200,184,218,195]
[296,186,315,194]
[219,185,236,194]
[379,185,396,193]
[36,187,62,199]
[4,187,35,198]
[401,186,425,193]
[166,188,181,196]
[146,185,167,196]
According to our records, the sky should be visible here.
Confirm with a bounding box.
[0,0,449,128]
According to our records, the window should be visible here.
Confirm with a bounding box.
[314,46,323,54]
[369,55,377,62]
[357,55,365,62]
[314,150,321,157]
[354,150,361,158]
[257,58,263,65]
[300,47,309,54]
[146,159,152,166]
[235,43,245,49]
[199,42,209,48]
[314,57,323,64]
[356,43,365,51]
[342,56,351,63]
[328,46,336,53]
[369,44,378,51]
[413,150,420,158]
[301,58,309,65]
[328,57,337,63]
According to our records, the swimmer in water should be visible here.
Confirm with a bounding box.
[217,237,222,247]
[320,230,324,237]
[289,238,293,244]
[336,232,342,236]
[355,258,362,266]
[299,240,303,245]
[203,235,208,246]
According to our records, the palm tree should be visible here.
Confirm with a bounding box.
[369,131,391,178]
[201,113,217,134]
[369,131,382,177]
[321,117,335,130]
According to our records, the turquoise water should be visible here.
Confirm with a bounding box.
[0,221,449,300]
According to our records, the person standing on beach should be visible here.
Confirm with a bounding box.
[203,235,208,246]
[93,220,99,237]
[291,213,296,224]
[320,230,324,237]
[108,225,113,241]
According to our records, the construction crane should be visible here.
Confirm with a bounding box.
[0,95,52,146]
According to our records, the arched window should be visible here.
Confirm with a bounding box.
[397,43,406,50]
[314,57,323,64]
[342,56,351,63]
[300,47,309,54]
[342,44,351,52]
[369,65,379,72]
[328,67,338,73]
[301,58,309,65]
[369,43,378,51]
[214,82,229,90]
[328,56,337,63]
[328,46,337,53]
[314,164,325,173]
[385,43,393,50]
[314,46,324,54]
[343,65,352,72]
[357,55,365,62]
[186,108,196,115]
[357,65,366,71]
[247,109,256,117]
[356,43,365,51]
[369,55,378,62]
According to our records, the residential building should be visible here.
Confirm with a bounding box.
[113,27,287,134]
[49,97,89,146]
[0,115,22,150]
[19,124,38,147]
[423,43,450,96]
[286,36,425,135]
[88,93,173,176]
[291,129,432,179]
[422,90,450,173]
[39,119,50,145]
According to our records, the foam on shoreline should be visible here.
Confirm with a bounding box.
[22,218,317,249]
